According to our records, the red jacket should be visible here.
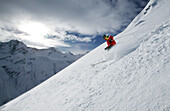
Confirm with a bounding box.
[105,36,116,46]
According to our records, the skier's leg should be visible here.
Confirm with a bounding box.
[105,45,113,50]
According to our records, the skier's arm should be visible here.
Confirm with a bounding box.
[109,36,114,43]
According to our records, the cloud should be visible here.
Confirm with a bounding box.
[0,25,70,49]
[46,31,94,43]
[1,27,28,35]
[0,0,149,34]
[61,42,95,55]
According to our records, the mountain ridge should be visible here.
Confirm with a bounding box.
[0,40,83,106]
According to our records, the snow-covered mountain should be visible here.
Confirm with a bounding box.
[1,0,170,111]
[0,40,83,106]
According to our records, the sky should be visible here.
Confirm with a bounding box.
[0,0,149,54]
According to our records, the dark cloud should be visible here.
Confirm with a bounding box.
[0,27,28,35]
[0,0,149,33]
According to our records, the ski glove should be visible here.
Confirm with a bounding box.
[109,39,113,43]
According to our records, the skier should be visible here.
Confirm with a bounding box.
[103,34,116,50]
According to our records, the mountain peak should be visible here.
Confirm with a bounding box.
[8,40,26,47]
[0,40,83,106]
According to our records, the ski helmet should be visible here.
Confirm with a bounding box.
[103,34,106,38]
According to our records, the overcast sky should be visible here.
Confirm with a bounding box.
[0,0,149,54]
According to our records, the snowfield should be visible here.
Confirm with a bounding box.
[0,0,170,111]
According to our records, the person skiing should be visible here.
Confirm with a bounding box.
[103,34,116,50]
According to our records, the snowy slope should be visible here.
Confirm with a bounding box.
[1,0,170,111]
[0,40,82,106]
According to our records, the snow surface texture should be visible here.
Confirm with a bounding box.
[1,0,170,111]
[0,40,82,106]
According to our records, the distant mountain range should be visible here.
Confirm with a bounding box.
[0,40,83,106]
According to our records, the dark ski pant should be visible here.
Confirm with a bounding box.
[105,45,113,50]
